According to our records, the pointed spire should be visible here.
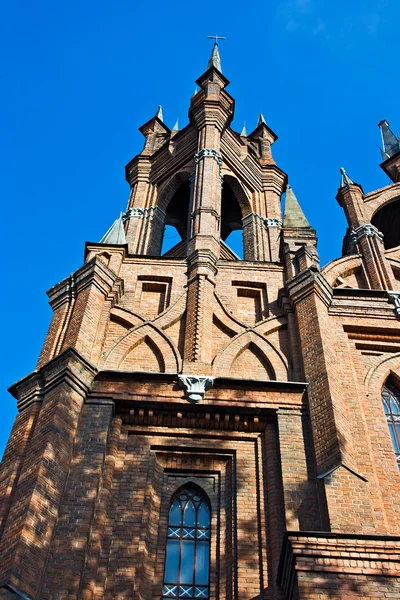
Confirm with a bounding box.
[283,185,311,228]
[172,119,179,132]
[339,167,354,188]
[240,122,247,137]
[156,105,163,121]
[378,120,400,160]
[100,213,126,245]
[155,105,163,121]
[207,42,222,72]
[192,87,198,97]
[257,113,266,127]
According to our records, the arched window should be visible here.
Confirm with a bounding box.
[163,486,211,600]
[382,383,400,469]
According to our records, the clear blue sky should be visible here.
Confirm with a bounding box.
[1,0,399,457]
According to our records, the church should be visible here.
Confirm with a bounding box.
[0,43,400,600]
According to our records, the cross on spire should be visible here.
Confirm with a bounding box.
[207,34,226,44]
[206,36,225,72]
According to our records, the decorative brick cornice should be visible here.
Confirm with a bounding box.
[187,249,218,280]
[8,348,97,411]
[278,531,400,598]
[286,267,332,308]
[351,223,384,245]
[194,148,223,166]
[47,257,124,310]
[178,375,214,403]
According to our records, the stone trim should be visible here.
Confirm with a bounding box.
[194,148,223,166]
[242,212,282,229]
[351,223,384,245]
[388,291,400,319]
[123,205,166,221]
[265,217,283,228]
[178,375,214,402]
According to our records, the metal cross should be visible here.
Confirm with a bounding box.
[207,35,226,44]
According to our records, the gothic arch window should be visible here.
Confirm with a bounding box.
[221,177,245,259]
[163,485,211,600]
[161,181,191,256]
[382,382,400,469]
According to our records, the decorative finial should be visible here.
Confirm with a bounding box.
[156,105,163,121]
[378,120,400,161]
[172,119,179,132]
[240,122,247,137]
[257,113,266,127]
[206,35,226,72]
[340,167,354,188]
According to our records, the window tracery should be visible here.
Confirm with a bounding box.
[163,486,211,600]
[382,382,400,469]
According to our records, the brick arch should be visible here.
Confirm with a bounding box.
[212,330,288,379]
[222,174,252,218]
[229,342,275,380]
[101,322,181,372]
[322,255,363,287]
[120,335,166,372]
[365,184,400,221]
[365,352,400,398]
[157,169,193,213]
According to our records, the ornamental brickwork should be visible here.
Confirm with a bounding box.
[1,45,400,600]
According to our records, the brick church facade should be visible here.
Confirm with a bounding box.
[1,44,400,600]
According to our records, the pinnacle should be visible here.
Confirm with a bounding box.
[172,119,179,132]
[156,105,163,121]
[240,122,247,137]
[283,185,312,228]
[339,167,354,188]
[207,42,222,72]
[99,213,127,245]
[257,114,266,127]
[378,120,400,160]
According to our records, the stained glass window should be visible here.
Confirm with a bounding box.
[382,383,400,469]
[163,486,211,600]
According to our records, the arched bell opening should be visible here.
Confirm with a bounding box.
[220,176,251,260]
[161,180,191,256]
[371,197,400,250]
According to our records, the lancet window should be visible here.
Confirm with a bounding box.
[382,382,400,469]
[162,486,211,600]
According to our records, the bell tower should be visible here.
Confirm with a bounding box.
[1,44,400,600]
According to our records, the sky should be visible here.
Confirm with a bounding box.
[1,0,399,457]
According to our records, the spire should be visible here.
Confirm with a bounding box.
[378,120,400,160]
[283,185,311,228]
[172,119,179,132]
[100,213,126,245]
[240,122,247,137]
[156,105,163,121]
[257,114,266,127]
[339,167,354,188]
[207,42,222,72]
